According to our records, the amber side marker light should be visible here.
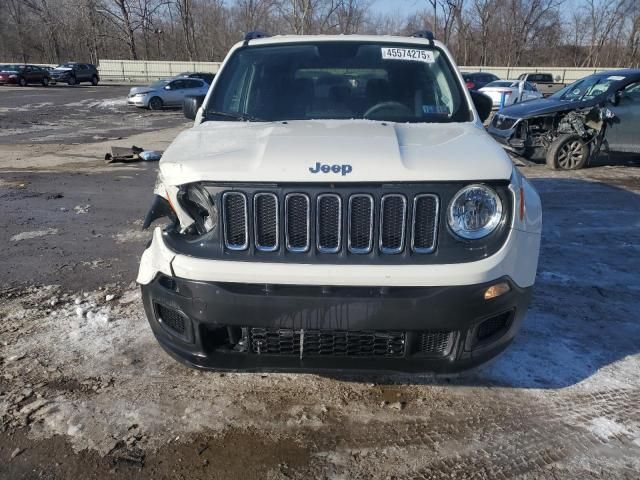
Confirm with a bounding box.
[484,282,511,300]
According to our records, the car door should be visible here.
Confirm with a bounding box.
[605,82,640,154]
[163,79,186,106]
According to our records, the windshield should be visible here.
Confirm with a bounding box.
[205,42,470,123]
[150,80,169,88]
[485,81,516,88]
[551,75,617,101]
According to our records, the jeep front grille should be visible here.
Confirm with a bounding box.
[221,190,440,255]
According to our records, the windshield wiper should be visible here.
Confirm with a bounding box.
[204,111,266,122]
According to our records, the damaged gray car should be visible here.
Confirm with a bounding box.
[488,69,640,170]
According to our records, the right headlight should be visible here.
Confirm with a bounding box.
[179,184,217,235]
[447,184,503,240]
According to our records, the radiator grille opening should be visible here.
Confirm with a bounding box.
[317,194,342,253]
[285,194,310,252]
[412,195,439,253]
[380,194,407,254]
[222,192,248,250]
[250,328,405,357]
[348,195,374,253]
[254,193,279,251]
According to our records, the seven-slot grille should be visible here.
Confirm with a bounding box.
[221,191,439,255]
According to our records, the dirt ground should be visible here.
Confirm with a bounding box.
[1,87,639,479]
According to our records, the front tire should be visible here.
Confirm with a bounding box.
[67,76,77,86]
[546,134,589,170]
[19,77,27,87]
[91,75,98,86]
[148,96,163,110]
[42,77,49,87]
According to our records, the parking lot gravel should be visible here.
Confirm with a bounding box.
[0,89,639,479]
[0,84,187,144]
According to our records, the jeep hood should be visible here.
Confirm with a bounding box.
[159,120,514,185]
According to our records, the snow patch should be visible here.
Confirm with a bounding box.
[589,417,632,441]
[10,228,59,241]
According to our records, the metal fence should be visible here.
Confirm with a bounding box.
[98,60,221,81]
[58,60,626,83]
[459,66,625,83]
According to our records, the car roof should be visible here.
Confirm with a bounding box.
[594,68,640,76]
[243,34,447,50]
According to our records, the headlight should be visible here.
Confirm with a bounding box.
[179,184,217,235]
[447,184,503,239]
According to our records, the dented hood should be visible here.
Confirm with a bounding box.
[498,96,601,119]
[159,120,513,186]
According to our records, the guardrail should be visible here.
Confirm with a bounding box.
[98,60,221,81]
[1,60,624,84]
[460,66,625,83]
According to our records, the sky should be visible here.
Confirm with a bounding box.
[371,0,428,16]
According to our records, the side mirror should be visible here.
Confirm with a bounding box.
[554,75,561,82]
[608,91,621,107]
[470,90,493,123]
[183,95,205,120]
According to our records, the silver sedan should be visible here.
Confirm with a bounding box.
[127,78,210,110]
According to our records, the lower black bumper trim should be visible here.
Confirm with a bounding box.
[141,275,533,374]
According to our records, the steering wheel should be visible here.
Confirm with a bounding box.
[364,101,412,119]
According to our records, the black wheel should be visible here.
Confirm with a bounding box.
[91,75,98,86]
[19,77,27,87]
[42,77,49,87]
[148,96,163,110]
[67,76,77,86]
[546,134,589,170]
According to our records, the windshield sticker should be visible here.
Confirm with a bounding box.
[607,75,625,81]
[422,105,450,114]
[381,47,435,63]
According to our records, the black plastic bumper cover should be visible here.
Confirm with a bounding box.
[141,275,533,374]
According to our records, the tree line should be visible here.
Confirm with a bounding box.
[0,0,638,68]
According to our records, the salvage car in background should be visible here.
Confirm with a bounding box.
[479,80,543,109]
[488,69,640,169]
[0,64,51,86]
[50,63,100,85]
[462,72,500,90]
[176,72,216,84]
[127,78,210,110]
[516,73,565,97]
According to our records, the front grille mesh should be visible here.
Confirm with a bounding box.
[412,195,438,253]
[221,190,439,255]
[418,331,455,357]
[250,328,405,357]
[317,195,341,253]
[155,304,186,335]
[223,192,248,250]
[254,193,278,251]
[286,194,310,252]
[380,195,407,254]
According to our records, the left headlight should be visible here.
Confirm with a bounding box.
[179,184,217,235]
[447,184,503,240]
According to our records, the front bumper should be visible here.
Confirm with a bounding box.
[141,274,532,374]
[127,96,148,107]
[0,77,18,85]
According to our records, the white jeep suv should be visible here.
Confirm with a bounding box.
[137,31,542,373]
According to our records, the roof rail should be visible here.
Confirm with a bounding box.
[411,30,435,46]
[244,31,270,42]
